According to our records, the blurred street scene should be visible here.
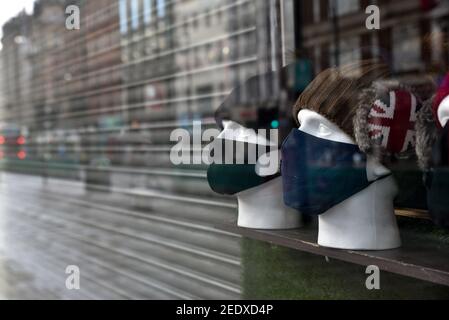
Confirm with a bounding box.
[0,171,241,299]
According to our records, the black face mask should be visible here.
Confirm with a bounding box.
[206,139,279,195]
[425,123,449,228]
[207,163,278,195]
[208,62,305,195]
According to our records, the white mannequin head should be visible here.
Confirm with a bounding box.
[437,95,449,127]
[297,109,401,250]
[216,120,302,229]
[297,109,391,180]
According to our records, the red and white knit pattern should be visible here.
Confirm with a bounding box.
[368,90,418,154]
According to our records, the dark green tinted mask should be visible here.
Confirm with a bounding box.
[207,163,279,195]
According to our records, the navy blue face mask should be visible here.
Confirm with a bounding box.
[281,129,389,215]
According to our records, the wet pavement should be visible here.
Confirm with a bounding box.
[0,172,242,300]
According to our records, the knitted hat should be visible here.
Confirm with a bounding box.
[354,84,421,162]
[293,60,390,139]
[432,73,449,128]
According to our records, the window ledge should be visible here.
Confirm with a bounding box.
[216,220,449,287]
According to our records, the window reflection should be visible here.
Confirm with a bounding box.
[0,0,448,205]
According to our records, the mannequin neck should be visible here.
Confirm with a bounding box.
[236,177,302,229]
[318,175,401,250]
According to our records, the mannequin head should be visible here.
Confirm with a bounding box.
[433,73,449,128]
[295,110,400,249]
[207,63,305,229]
[217,120,276,148]
[210,119,302,229]
[297,109,391,180]
[282,61,401,249]
[437,95,449,127]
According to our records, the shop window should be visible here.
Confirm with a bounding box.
[205,12,211,27]
[144,0,152,25]
[119,0,128,34]
[330,0,359,16]
[157,0,165,18]
[313,0,321,23]
[329,37,361,69]
[131,0,139,30]
[393,24,421,72]
[430,21,443,64]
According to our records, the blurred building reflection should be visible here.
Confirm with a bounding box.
[1,12,33,125]
[299,0,449,97]
[0,0,448,220]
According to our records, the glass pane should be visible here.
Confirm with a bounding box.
[0,0,448,300]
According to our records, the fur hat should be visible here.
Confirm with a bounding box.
[415,96,441,170]
[293,60,390,139]
[354,84,421,163]
[414,74,449,170]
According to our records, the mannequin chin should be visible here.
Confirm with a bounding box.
[237,177,302,229]
[218,120,302,229]
[297,110,401,250]
[437,95,449,127]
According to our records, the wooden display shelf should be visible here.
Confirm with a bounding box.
[395,208,431,220]
[217,220,449,287]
